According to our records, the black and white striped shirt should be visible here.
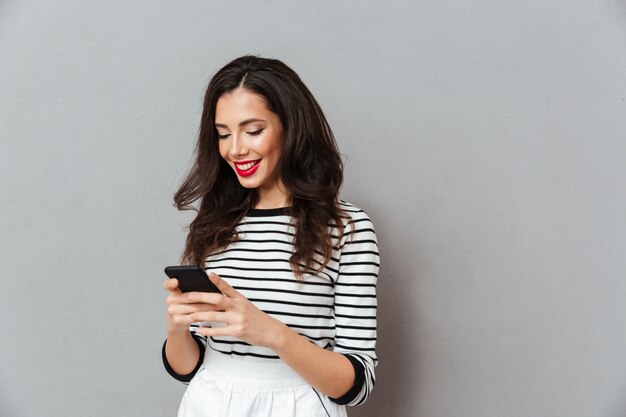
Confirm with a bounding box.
[163,200,379,406]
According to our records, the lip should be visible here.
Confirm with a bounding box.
[233,159,261,177]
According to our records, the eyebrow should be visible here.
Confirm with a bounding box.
[214,118,267,128]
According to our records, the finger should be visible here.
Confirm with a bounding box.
[186,291,226,307]
[167,293,203,306]
[208,272,240,298]
[163,278,182,294]
[189,311,233,324]
[168,303,221,315]
[194,324,237,338]
[171,313,197,328]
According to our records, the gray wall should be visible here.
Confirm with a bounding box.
[1,1,625,416]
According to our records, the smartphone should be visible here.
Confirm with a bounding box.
[164,265,222,294]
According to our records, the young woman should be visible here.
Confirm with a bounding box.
[162,55,379,417]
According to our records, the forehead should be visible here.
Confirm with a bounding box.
[215,88,272,124]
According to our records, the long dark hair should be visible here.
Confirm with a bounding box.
[174,55,348,279]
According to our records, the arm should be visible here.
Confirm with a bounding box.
[271,321,357,398]
[328,210,379,405]
[162,327,205,382]
[161,278,211,382]
[272,210,379,403]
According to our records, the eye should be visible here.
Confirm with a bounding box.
[247,128,264,136]
[217,133,230,140]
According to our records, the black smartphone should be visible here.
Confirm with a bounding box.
[164,265,222,294]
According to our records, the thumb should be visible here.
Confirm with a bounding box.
[209,272,239,298]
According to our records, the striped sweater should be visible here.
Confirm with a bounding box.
[163,200,379,406]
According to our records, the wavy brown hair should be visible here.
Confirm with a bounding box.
[174,55,349,279]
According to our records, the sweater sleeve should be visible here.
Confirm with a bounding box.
[162,324,208,383]
[329,206,379,406]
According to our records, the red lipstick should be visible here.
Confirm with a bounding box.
[234,160,261,177]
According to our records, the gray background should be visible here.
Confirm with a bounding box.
[1,1,625,416]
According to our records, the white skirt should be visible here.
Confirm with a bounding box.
[177,348,348,417]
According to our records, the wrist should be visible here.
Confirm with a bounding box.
[268,319,290,352]
[167,325,191,337]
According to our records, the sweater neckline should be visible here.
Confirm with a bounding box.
[245,207,292,217]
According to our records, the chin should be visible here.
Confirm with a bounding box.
[236,178,262,189]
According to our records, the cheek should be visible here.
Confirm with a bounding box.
[263,136,282,160]
[271,145,282,162]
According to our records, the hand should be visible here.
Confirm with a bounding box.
[163,276,221,334]
[188,272,287,349]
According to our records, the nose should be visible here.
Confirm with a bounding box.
[229,134,248,159]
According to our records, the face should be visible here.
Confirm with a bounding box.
[215,88,288,207]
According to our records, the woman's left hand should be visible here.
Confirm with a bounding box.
[187,272,286,348]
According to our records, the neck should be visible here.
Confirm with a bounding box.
[254,198,290,209]
[255,180,290,209]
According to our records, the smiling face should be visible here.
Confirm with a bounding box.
[215,88,289,209]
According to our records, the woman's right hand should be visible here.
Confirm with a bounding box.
[163,278,219,334]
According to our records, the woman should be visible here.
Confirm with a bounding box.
[162,55,379,417]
